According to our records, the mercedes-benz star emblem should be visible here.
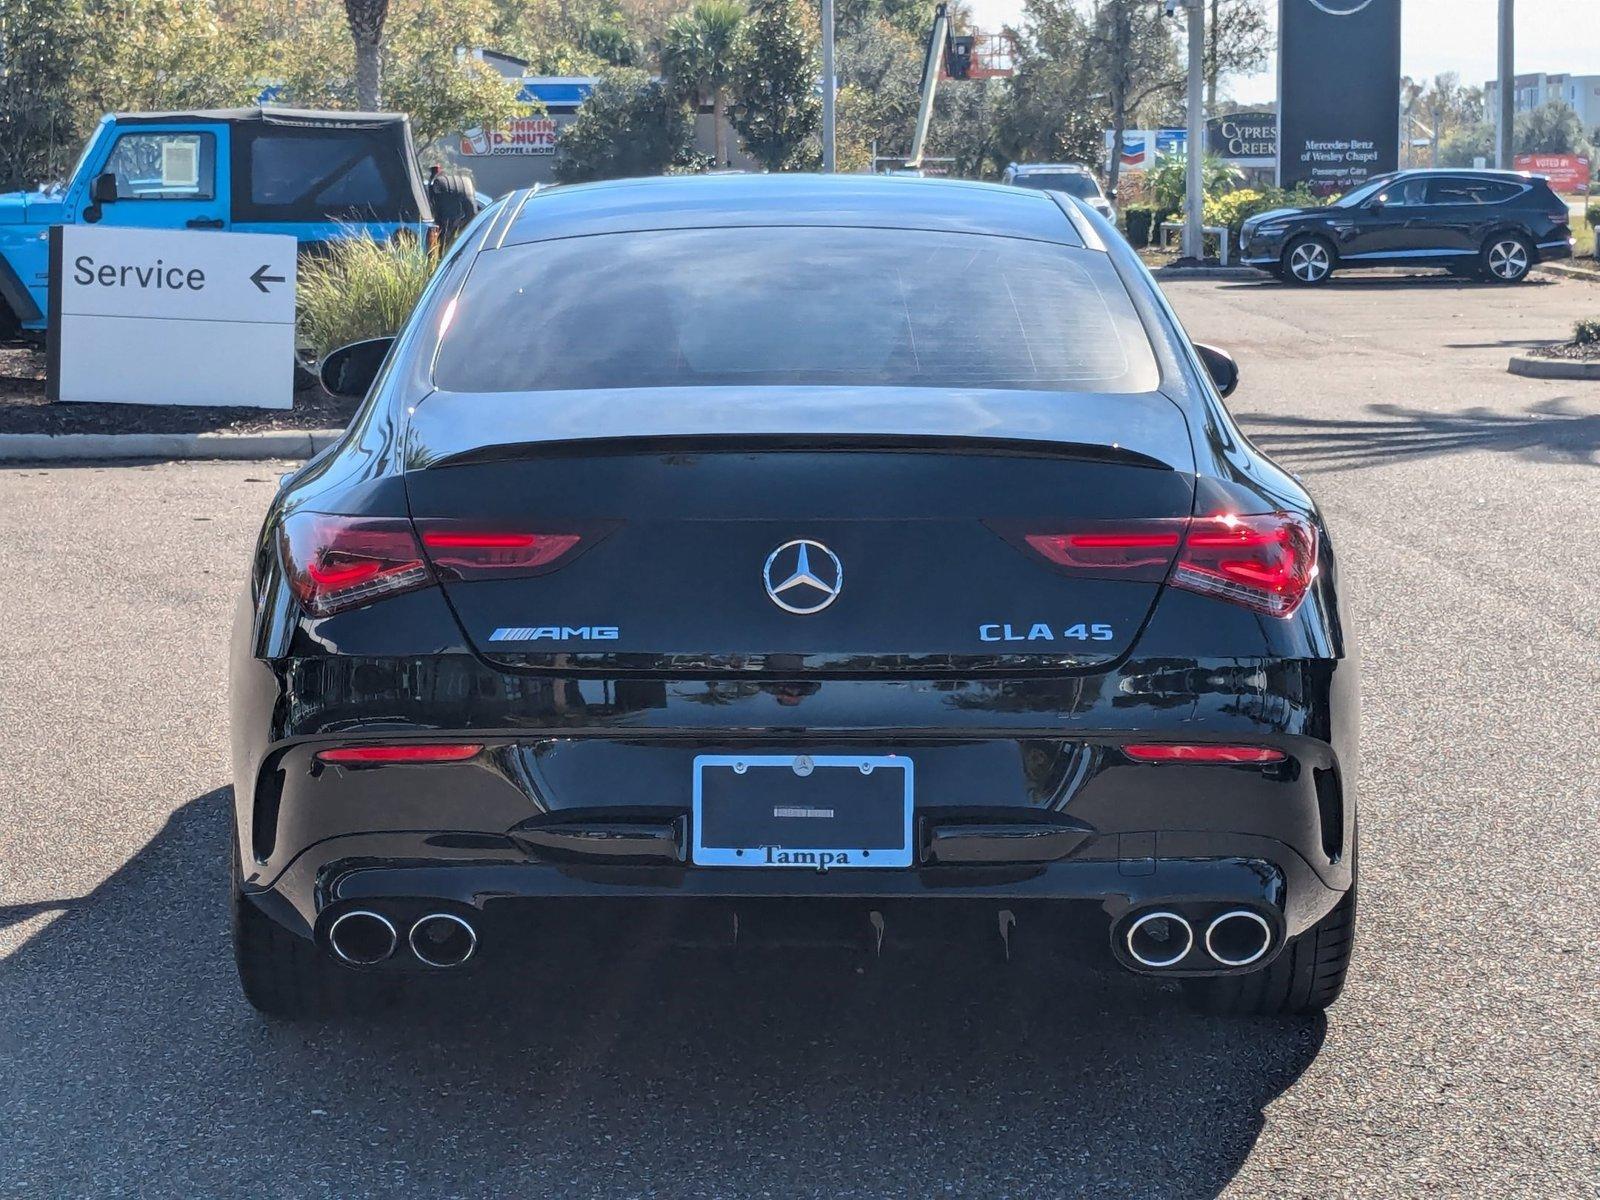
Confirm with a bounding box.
[763,539,843,615]
[1304,0,1375,13]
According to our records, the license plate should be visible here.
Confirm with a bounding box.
[692,754,914,870]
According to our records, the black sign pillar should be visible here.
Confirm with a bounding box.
[1277,0,1401,193]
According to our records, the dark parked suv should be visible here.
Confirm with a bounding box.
[1239,169,1574,285]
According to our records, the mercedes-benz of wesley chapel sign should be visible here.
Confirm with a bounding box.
[1278,0,1400,193]
[47,225,296,409]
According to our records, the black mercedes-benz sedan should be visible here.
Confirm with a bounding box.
[230,175,1358,1020]
[1240,168,1574,284]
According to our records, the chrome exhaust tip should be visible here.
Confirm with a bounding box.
[327,909,398,965]
[1204,910,1273,967]
[409,913,478,968]
[1125,910,1194,968]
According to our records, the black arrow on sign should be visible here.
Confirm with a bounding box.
[250,264,286,293]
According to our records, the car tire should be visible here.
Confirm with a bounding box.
[1281,236,1335,286]
[1481,233,1533,283]
[230,829,390,1019]
[1181,885,1356,1017]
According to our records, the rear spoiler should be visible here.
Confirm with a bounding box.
[405,387,1197,474]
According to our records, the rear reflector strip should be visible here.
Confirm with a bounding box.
[316,744,484,765]
[1123,744,1286,764]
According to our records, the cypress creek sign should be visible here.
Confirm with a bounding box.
[1206,112,1278,163]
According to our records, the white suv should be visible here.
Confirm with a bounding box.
[1001,163,1117,224]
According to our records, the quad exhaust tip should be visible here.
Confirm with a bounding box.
[1204,909,1273,967]
[409,913,478,968]
[1125,910,1194,968]
[328,909,398,965]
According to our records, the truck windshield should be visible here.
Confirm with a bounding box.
[434,226,1159,394]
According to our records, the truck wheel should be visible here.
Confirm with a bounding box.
[1182,885,1356,1017]
[230,829,390,1019]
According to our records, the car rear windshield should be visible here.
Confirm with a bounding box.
[1011,172,1101,198]
[433,227,1159,393]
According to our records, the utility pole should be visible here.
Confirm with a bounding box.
[821,0,837,172]
[1496,0,1513,169]
[1184,0,1204,259]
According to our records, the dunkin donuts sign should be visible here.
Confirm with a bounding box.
[460,117,562,156]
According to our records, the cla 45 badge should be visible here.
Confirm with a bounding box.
[979,622,1115,642]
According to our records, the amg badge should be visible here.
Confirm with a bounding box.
[488,625,620,642]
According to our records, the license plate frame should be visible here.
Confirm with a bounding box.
[691,754,914,870]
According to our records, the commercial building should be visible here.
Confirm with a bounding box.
[1485,72,1600,129]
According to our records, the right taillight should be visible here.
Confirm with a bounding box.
[279,513,434,617]
[1172,512,1317,618]
[1010,511,1317,618]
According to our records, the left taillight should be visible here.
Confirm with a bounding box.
[416,525,582,579]
[279,513,434,617]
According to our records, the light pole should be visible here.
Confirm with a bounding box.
[821,0,837,172]
[1496,0,1513,169]
[1183,0,1204,260]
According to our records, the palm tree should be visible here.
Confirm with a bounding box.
[343,0,390,110]
[661,0,744,166]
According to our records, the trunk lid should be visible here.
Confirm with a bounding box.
[403,388,1196,675]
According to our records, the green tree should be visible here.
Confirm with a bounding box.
[75,0,263,120]
[342,0,388,109]
[1087,0,1182,195]
[1001,0,1108,171]
[833,17,921,170]
[1437,122,1495,169]
[553,66,696,182]
[1202,0,1269,110]
[661,0,744,166]
[380,0,529,146]
[1515,99,1593,156]
[0,0,90,190]
[729,0,820,171]
[265,0,526,148]
[931,75,1010,178]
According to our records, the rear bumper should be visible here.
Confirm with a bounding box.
[247,829,1342,978]
[236,701,1356,975]
[232,588,1358,975]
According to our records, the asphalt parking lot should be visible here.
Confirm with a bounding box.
[1,272,1596,1199]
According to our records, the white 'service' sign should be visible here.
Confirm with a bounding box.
[48,224,297,409]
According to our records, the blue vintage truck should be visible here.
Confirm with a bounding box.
[0,107,433,338]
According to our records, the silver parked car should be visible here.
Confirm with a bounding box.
[1002,162,1117,223]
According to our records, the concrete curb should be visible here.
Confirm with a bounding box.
[1152,265,1271,281]
[1535,260,1600,283]
[0,428,343,463]
[1507,354,1600,380]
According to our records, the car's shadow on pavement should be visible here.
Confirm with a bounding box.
[1237,397,1600,470]
[0,789,1327,1200]
[1217,274,1561,291]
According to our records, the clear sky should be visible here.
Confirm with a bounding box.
[964,0,1600,105]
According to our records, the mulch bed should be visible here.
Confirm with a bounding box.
[0,345,357,435]
[1528,340,1600,362]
